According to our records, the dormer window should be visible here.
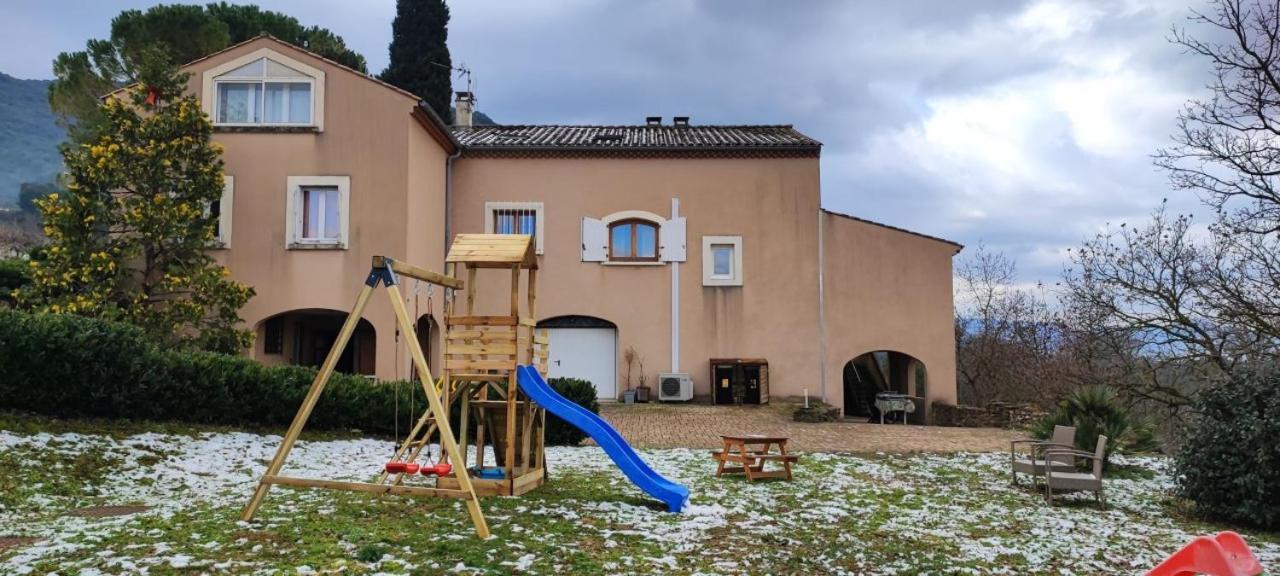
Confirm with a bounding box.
[211,56,316,126]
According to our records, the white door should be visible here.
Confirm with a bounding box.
[546,327,617,400]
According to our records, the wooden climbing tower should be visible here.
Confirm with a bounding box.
[434,234,550,497]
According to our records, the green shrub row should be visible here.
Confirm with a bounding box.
[544,377,600,446]
[0,310,594,446]
[0,259,30,305]
[0,309,404,434]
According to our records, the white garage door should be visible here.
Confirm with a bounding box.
[546,327,617,400]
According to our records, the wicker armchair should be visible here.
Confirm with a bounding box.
[1010,424,1076,485]
[1044,435,1108,508]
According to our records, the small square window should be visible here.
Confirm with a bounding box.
[702,236,743,286]
[302,186,340,241]
[287,176,349,249]
[711,244,734,278]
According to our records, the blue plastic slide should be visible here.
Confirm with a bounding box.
[516,365,690,512]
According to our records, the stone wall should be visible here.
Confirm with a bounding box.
[932,401,1046,429]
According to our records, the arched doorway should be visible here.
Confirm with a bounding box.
[842,350,926,423]
[256,309,377,376]
[538,315,618,400]
[412,314,440,380]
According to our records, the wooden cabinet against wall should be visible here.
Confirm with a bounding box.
[710,358,769,405]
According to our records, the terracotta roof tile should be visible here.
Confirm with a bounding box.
[452,124,821,151]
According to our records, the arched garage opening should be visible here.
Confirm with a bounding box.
[537,315,618,401]
[843,350,927,423]
[256,309,376,376]
[412,314,440,380]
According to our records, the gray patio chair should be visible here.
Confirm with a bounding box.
[1043,435,1108,508]
[1010,424,1076,485]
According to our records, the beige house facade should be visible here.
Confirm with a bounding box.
[181,37,960,420]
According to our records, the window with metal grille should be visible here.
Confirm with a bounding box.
[484,202,544,253]
[493,207,537,237]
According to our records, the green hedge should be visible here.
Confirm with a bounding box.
[545,377,599,446]
[1175,366,1280,529]
[0,309,405,435]
[0,310,602,447]
[0,259,30,305]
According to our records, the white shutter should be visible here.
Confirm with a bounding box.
[660,216,687,262]
[581,217,607,261]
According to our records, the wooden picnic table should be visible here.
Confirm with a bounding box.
[711,434,798,481]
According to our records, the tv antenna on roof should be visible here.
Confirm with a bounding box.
[429,61,475,95]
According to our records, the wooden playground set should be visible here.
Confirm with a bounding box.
[231,233,1261,571]
[240,234,550,538]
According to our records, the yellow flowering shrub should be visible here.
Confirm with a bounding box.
[19,62,254,353]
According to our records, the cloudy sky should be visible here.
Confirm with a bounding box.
[0,0,1220,284]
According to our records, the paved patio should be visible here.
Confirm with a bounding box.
[599,401,1020,453]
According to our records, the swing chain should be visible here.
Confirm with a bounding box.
[393,380,399,457]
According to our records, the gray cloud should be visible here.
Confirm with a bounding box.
[0,0,1225,283]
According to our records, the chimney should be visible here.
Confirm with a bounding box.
[454,91,475,127]
[673,116,690,126]
[645,116,662,126]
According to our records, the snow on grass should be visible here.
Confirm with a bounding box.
[1,427,1276,574]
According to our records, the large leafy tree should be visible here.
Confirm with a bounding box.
[381,0,454,120]
[50,3,367,142]
[1062,0,1280,410]
[20,55,254,353]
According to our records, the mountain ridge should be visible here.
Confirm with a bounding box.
[0,72,64,205]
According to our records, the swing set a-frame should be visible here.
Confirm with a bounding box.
[241,234,550,539]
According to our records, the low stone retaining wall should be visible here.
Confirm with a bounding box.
[933,401,1046,429]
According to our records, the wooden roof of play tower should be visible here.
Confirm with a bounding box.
[446,234,537,269]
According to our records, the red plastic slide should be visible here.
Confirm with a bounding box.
[1146,531,1263,576]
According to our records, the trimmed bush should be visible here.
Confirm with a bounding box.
[1032,386,1158,463]
[0,309,410,435]
[0,259,30,305]
[0,310,609,449]
[1175,366,1280,529]
[545,377,599,446]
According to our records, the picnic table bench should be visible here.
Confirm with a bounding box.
[711,434,798,481]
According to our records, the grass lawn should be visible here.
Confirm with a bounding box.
[1,413,1275,575]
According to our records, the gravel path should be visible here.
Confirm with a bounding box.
[600,402,1020,452]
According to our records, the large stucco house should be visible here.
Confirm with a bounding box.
[178,36,961,420]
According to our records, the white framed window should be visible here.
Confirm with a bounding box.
[210,175,233,248]
[286,176,350,249]
[485,201,544,254]
[702,235,743,286]
[581,210,685,264]
[201,48,326,130]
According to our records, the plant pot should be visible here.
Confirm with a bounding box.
[623,390,636,404]
[635,386,651,403]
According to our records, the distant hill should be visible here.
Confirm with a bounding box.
[0,73,64,206]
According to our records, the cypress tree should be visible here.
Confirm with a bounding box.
[381,0,453,120]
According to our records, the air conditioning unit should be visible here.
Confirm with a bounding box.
[658,372,693,402]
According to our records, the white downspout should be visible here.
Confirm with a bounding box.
[445,147,460,257]
[670,197,681,373]
[817,209,828,403]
